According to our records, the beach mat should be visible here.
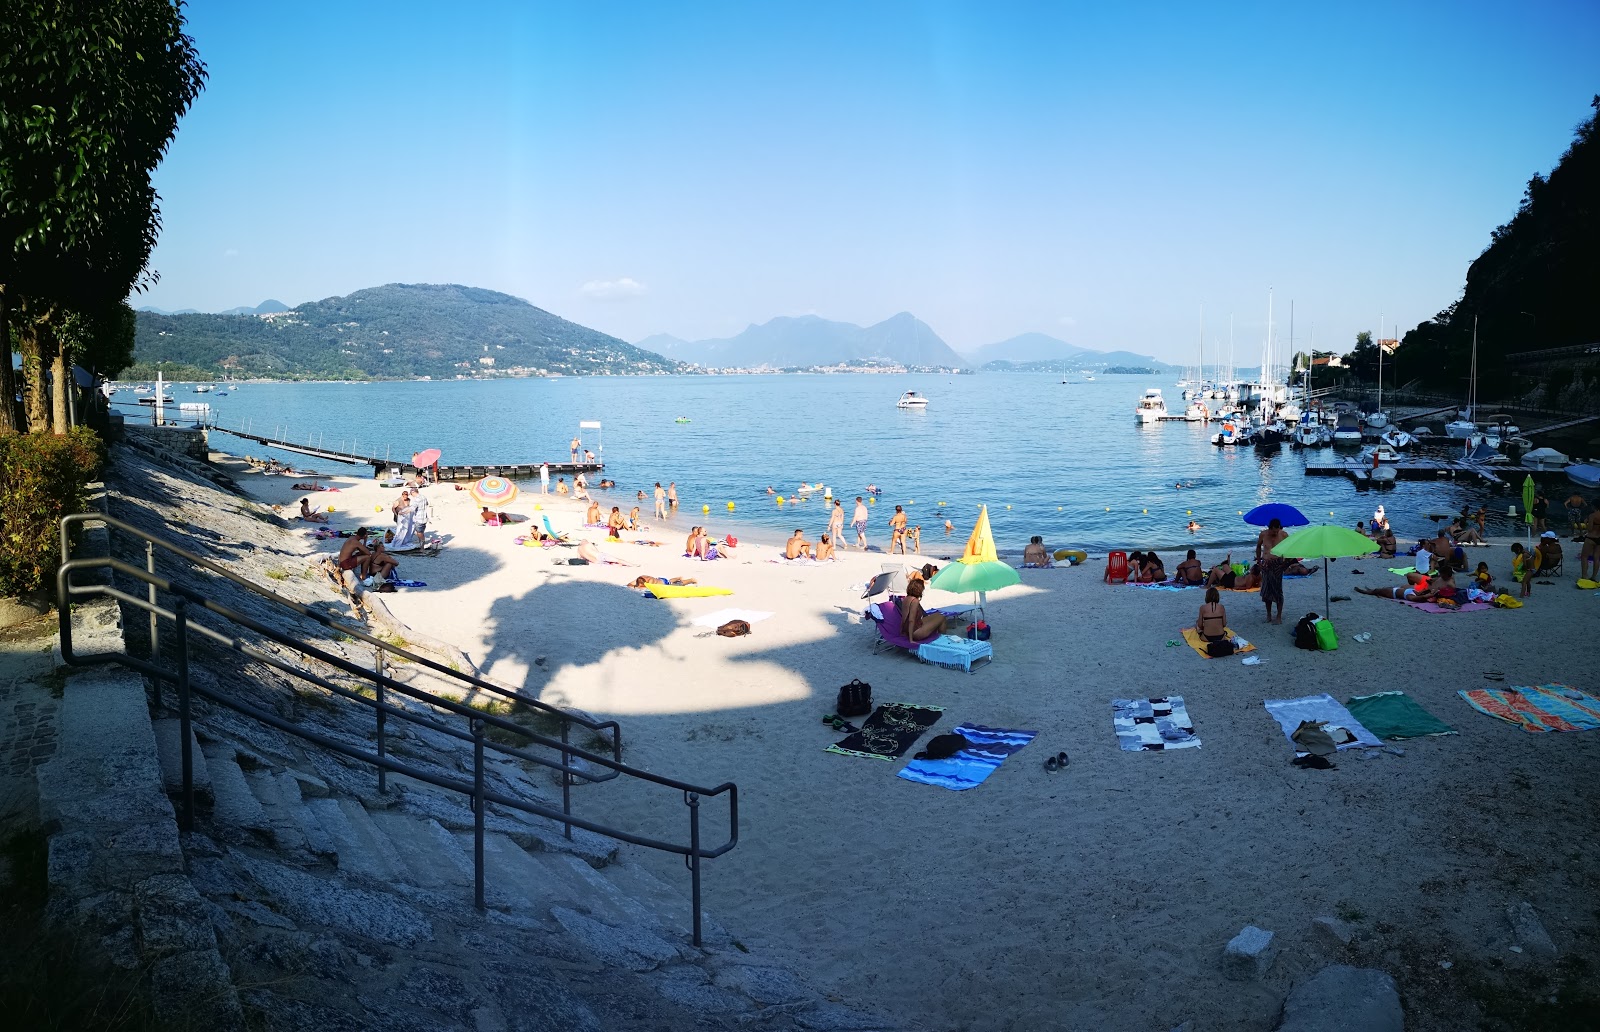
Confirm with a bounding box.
[1112,696,1201,751]
[1457,684,1600,733]
[1345,691,1457,740]
[1180,626,1256,659]
[1399,600,1491,614]
[1264,694,1382,753]
[896,724,1038,790]
[644,584,733,599]
[826,703,944,761]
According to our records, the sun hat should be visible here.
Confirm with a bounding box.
[1542,531,1558,539]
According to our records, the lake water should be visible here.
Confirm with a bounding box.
[118,375,1525,553]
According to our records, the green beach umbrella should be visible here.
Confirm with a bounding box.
[1522,474,1536,541]
[1272,524,1376,616]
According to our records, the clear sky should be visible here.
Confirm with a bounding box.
[140,1,1600,363]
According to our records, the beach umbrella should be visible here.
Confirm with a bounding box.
[1242,503,1309,528]
[1521,474,1535,541]
[927,505,1019,608]
[1272,524,1376,616]
[413,448,441,478]
[470,475,519,508]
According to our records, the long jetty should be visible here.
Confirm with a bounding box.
[1304,456,1570,490]
[210,426,604,481]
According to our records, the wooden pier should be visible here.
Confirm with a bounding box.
[1304,457,1571,490]
[210,427,604,481]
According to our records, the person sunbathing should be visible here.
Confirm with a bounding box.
[1022,536,1051,567]
[1234,562,1262,591]
[1195,586,1228,642]
[901,578,947,643]
[1358,566,1456,602]
[816,534,836,561]
[1283,561,1318,576]
[299,498,328,523]
[1449,518,1484,545]
[480,507,503,526]
[585,501,603,525]
[627,574,698,588]
[1173,549,1204,585]
[1205,555,1236,588]
[785,529,813,560]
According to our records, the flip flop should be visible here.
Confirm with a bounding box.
[1044,756,1060,773]
[1165,640,1181,647]
[1483,671,1506,682]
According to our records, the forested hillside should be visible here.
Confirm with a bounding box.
[1397,96,1599,400]
[131,283,680,379]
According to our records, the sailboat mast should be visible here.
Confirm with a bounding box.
[1199,304,1205,387]
[1377,313,1384,413]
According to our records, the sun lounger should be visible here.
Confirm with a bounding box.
[541,515,574,543]
[870,599,922,654]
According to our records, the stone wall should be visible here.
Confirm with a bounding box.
[122,424,209,463]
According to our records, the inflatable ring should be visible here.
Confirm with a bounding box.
[1054,549,1087,564]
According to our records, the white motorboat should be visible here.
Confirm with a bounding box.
[193,384,213,393]
[1523,447,1570,468]
[1332,412,1363,446]
[1082,373,1095,381]
[1380,428,1416,450]
[1184,399,1208,422]
[1211,420,1253,446]
[896,391,929,409]
[1363,410,1390,430]
[1445,414,1477,439]
[1292,425,1323,448]
[1134,388,1168,424]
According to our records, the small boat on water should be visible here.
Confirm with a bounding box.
[1332,412,1363,447]
[896,391,929,409]
[1134,389,1167,424]
[1566,464,1600,489]
[193,384,213,393]
[1523,447,1570,468]
[674,416,692,423]
[1380,428,1416,450]
[137,395,175,405]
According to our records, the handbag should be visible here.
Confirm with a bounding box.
[836,678,872,717]
[1206,638,1234,657]
[716,619,751,637]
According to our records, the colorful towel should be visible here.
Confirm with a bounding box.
[1128,581,1200,591]
[390,578,427,588]
[1264,694,1382,753]
[1457,684,1600,733]
[1112,696,1201,751]
[896,724,1038,790]
[1345,691,1456,740]
[1399,600,1491,614]
[1180,626,1256,658]
[826,703,944,761]
[689,608,773,628]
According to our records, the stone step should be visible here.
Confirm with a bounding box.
[390,777,617,868]
[151,718,213,802]
[241,768,310,854]
[301,797,405,884]
[467,830,638,924]
[603,858,731,946]
[280,775,337,858]
[199,742,270,833]
[368,811,472,890]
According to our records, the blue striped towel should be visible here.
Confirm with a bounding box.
[896,723,1038,791]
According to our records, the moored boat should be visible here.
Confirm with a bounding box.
[896,391,929,409]
[1134,388,1168,424]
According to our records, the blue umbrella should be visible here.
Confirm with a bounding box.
[1243,503,1309,528]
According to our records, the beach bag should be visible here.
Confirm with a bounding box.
[1313,618,1338,651]
[715,619,751,637]
[836,679,872,717]
[1294,613,1321,650]
[1206,638,1235,657]
[965,619,991,641]
[914,733,972,761]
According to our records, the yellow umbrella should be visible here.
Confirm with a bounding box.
[960,506,1000,563]
[927,506,1018,606]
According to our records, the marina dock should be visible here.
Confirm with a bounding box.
[1304,456,1570,490]
[210,426,604,481]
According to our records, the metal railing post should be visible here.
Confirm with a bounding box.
[561,720,573,840]
[472,718,486,913]
[375,649,387,795]
[147,542,161,707]
[174,599,193,832]
[686,791,702,947]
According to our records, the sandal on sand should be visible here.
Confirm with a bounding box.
[1056,751,1070,768]
[1483,671,1506,682]
[1330,594,1352,602]
[1044,756,1060,773]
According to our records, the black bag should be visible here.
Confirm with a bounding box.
[836,678,872,717]
[1293,613,1321,650]
[1206,638,1235,657]
[914,733,971,761]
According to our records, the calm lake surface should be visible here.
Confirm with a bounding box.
[120,374,1525,553]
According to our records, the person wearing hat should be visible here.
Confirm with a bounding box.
[1537,530,1564,575]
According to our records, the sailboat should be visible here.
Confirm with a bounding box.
[1446,318,1479,439]
[1365,315,1391,430]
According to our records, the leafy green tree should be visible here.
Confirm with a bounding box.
[0,0,207,433]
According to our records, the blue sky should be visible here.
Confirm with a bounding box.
[141,1,1599,362]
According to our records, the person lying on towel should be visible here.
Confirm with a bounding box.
[1357,565,1458,602]
[627,575,699,588]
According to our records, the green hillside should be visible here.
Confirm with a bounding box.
[131,283,680,379]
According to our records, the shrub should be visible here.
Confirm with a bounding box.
[0,428,106,598]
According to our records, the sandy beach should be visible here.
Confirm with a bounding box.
[229,454,1600,1030]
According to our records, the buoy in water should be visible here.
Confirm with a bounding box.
[727,502,735,511]
[1142,508,1148,514]
[776,496,785,505]
[702,504,710,513]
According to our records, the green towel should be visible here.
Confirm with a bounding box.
[1345,691,1456,740]
[1388,566,1420,576]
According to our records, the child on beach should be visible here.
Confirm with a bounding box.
[907,526,922,554]
[1510,543,1534,597]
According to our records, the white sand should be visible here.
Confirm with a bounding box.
[234,457,1600,1030]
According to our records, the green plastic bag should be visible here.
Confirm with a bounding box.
[1232,562,1248,577]
[1313,618,1338,651]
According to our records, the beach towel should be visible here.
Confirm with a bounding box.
[1180,626,1255,658]
[689,608,773,628]
[766,556,834,566]
[644,584,733,599]
[1112,696,1201,751]
[1264,694,1382,753]
[1128,581,1200,591]
[1344,691,1456,740]
[896,724,1037,790]
[826,702,944,761]
[1457,684,1600,733]
[1399,600,1491,614]
[390,578,427,588]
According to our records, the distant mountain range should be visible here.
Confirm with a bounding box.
[137,299,291,317]
[131,283,679,379]
[964,332,1175,371]
[639,313,966,369]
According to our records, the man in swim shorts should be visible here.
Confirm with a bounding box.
[853,496,869,550]
[335,528,373,592]
[785,529,813,560]
[1583,504,1600,582]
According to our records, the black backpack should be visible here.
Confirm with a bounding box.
[836,679,872,717]
[1293,613,1321,650]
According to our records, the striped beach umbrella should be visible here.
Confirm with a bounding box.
[470,475,519,508]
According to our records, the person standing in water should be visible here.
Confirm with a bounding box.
[853,496,869,550]
[828,498,845,549]
[668,482,679,514]
[653,482,667,520]
[539,462,550,495]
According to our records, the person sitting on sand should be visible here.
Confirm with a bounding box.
[1358,565,1457,602]
[685,526,707,558]
[1537,531,1563,572]
[901,578,946,643]
[1375,526,1397,558]
[607,506,625,539]
[1472,561,1495,592]
[1140,550,1166,582]
[1022,536,1051,567]
[335,528,374,588]
[1195,586,1228,642]
[785,529,813,560]
[1206,555,1236,589]
[299,498,328,523]
[907,563,938,589]
[1449,517,1484,545]
[628,506,643,531]
[1173,549,1204,585]
[480,507,502,526]
[585,501,603,525]
[367,540,400,582]
[816,534,836,561]
[627,574,698,588]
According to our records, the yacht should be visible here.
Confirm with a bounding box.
[1448,318,1483,439]
[896,390,929,409]
[1134,389,1168,424]
[1332,412,1364,446]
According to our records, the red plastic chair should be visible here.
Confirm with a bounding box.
[1105,550,1129,584]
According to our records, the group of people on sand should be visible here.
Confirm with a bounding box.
[783,529,837,561]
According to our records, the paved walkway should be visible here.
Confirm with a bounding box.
[0,619,61,834]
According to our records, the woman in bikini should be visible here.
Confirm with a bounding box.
[627,575,698,588]
[901,578,946,643]
[1195,586,1228,642]
[1357,565,1456,602]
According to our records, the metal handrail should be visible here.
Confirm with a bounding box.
[57,520,738,946]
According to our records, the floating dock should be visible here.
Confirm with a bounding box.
[1304,457,1570,490]
[210,427,604,481]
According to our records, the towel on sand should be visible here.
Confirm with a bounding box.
[390,578,427,588]
[1399,599,1491,614]
[689,608,773,628]
[1112,696,1201,751]
[1345,691,1456,740]
[896,724,1038,790]
[1264,694,1382,754]
[1457,684,1600,733]
[1180,626,1256,658]
[826,703,944,761]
